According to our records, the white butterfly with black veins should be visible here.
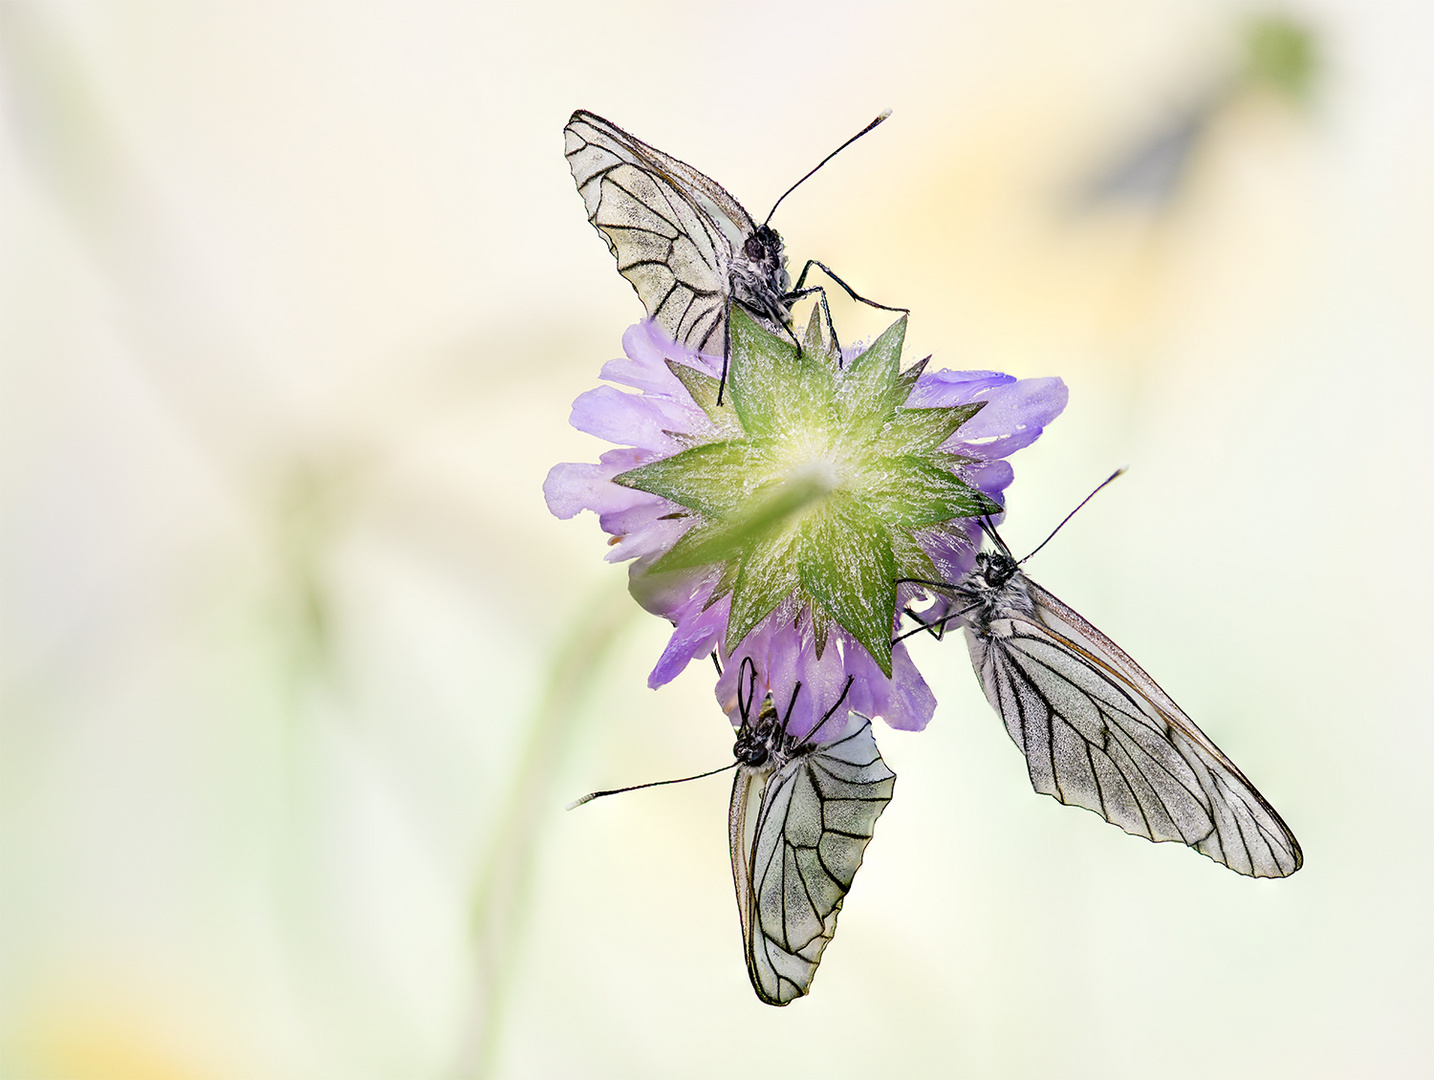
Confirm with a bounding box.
[728,671,895,1005]
[936,530,1301,878]
[565,109,791,359]
[565,109,894,379]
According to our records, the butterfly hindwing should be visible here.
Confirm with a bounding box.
[733,711,895,1005]
[960,552,1301,878]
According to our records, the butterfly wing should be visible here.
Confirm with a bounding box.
[966,576,1302,878]
[731,713,896,1005]
[565,110,754,355]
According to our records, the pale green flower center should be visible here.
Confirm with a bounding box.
[615,309,999,676]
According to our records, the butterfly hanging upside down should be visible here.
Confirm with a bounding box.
[727,662,896,1005]
[900,518,1303,879]
[564,108,902,396]
[565,659,895,1006]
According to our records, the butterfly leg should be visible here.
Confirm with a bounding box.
[891,577,984,644]
[781,285,843,359]
[717,298,733,406]
[892,601,988,645]
[787,262,907,368]
[897,606,951,642]
[894,606,975,644]
[788,260,908,316]
[717,293,805,405]
[790,675,855,750]
[717,284,830,407]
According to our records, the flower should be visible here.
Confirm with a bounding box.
[544,310,1066,737]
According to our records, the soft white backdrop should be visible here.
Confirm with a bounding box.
[2,3,1431,1077]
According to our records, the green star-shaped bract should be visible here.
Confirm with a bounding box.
[614,308,1000,676]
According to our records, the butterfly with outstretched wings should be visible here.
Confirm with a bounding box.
[728,671,895,1005]
[932,536,1301,878]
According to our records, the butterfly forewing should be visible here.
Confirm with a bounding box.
[962,554,1301,879]
[565,110,789,358]
[732,712,895,1005]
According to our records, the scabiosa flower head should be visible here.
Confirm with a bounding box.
[545,310,1066,737]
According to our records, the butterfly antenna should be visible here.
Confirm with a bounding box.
[980,515,1017,560]
[763,109,892,226]
[1020,467,1128,565]
[567,762,737,810]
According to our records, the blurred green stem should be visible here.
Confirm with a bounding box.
[453,580,637,1079]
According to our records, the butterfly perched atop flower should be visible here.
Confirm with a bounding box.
[564,110,793,361]
[727,662,895,1005]
[564,108,896,394]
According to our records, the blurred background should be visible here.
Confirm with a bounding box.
[2,3,1431,1077]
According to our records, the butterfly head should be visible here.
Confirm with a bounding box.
[741,225,790,292]
[960,549,1036,635]
[733,699,786,767]
[744,224,782,261]
[974,549,1021,591]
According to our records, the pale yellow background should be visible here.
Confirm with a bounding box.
[3,3,1431,1078]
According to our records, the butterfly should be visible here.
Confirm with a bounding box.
[565,110,791,358]
[564,109,895,392]
[909,525,1302,879]
[728,666,896,1005]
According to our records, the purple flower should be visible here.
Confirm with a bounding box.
[545,313,1065,737]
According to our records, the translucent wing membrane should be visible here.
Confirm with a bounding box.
[730,711,895,1005]
[960,556,1301,878]
[565,110,749,355]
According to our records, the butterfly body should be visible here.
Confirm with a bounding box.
[947,544,1302,879]
[732,223,791,316]
[729,700,895,1005]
